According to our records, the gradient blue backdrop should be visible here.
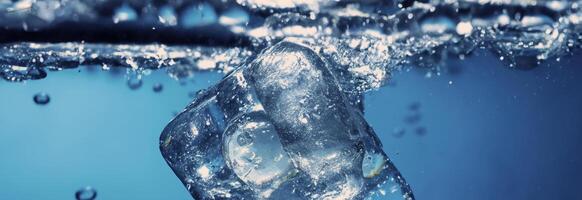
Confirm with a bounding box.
[1,50,581,199]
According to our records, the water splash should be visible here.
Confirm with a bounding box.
[1,0,580,93]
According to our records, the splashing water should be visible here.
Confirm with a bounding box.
[1,0,581,88]
[2,0,582,199]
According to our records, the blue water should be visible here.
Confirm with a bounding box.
[1,50,581,199]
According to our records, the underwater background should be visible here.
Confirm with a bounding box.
[1,48,581,200]
[2,0,582,199]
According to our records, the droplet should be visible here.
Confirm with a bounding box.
[33,93,50,105]
[127,77,143,90]
[153,83,163,93]
[75,187,97,200]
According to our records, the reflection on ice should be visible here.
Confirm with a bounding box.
[160,41,413,199]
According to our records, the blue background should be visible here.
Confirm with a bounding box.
[1,50,581,199]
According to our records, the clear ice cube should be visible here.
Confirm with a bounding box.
[159,40,413,199]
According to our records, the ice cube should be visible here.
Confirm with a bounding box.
[160,40,413,199]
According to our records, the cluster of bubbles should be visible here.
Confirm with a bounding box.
[393,102,427,138]
[0,42,252,82]
[405,102,426,136]
[0,0,581,93]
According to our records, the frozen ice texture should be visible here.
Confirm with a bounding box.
[159,41,413,199]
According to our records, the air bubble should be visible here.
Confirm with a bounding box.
[127,77,143,90]
[75,187,97,200]
[153,83,163,93]
[408,102,421,111]
[415,127,427,136]
[392,128,406,138]
[33,93,50,105]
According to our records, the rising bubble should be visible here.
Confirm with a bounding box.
[415,126,427,136]
[33,93,50,105]
[152,83,163,93]
[75,187,97,200]
[127,77,143,90]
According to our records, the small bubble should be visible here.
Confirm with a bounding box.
[153,83,163,93]
[75,186,97,200]
[407,13,414,19]
[415,127,427,136]
[33,93,50,105]
[127,77,143,90]
[392,128,405,138]
[408,102,421,111]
